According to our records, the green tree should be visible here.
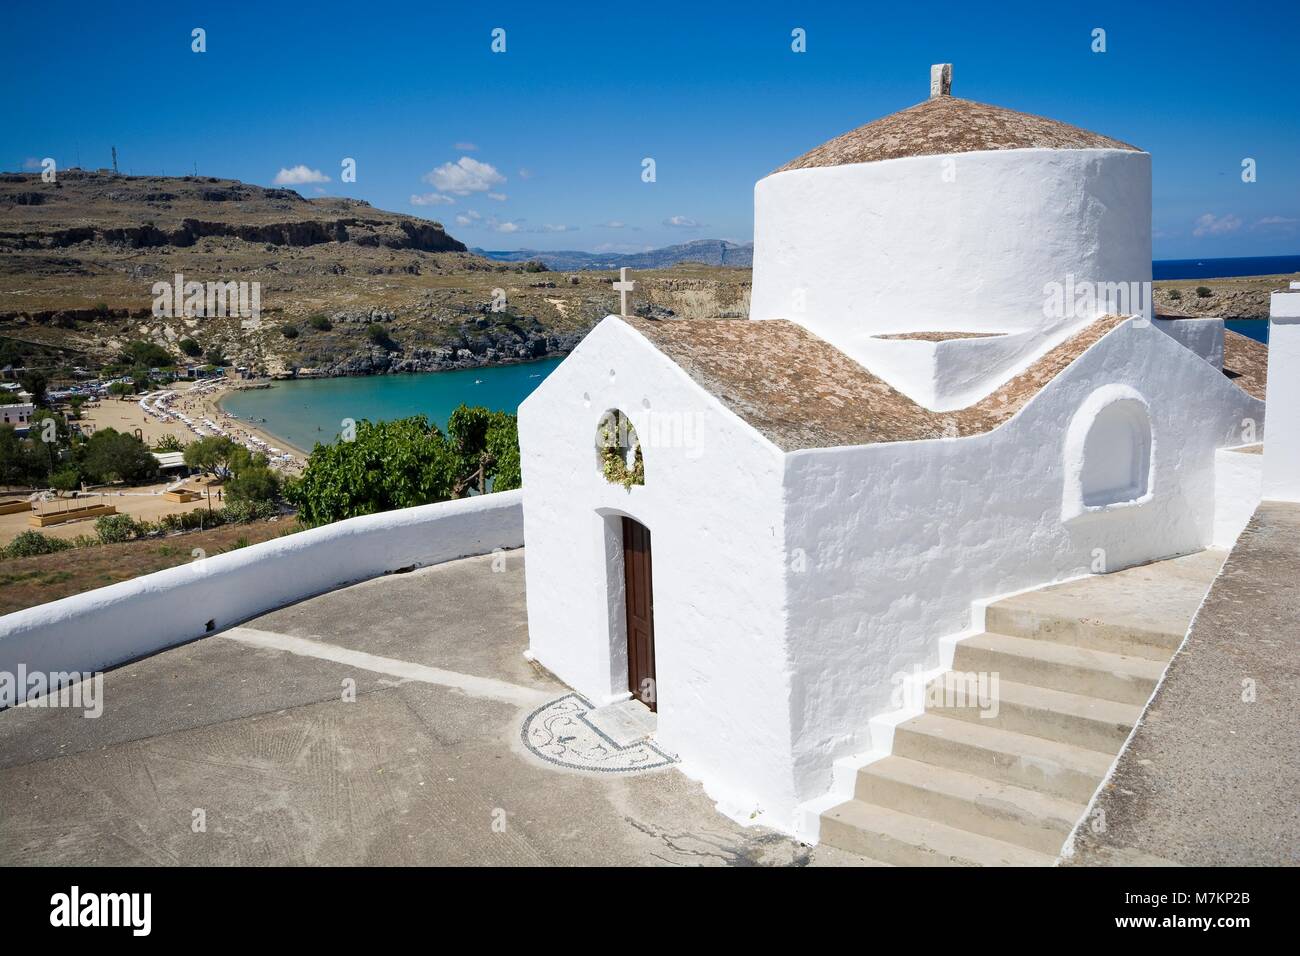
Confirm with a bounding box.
[178,338,202,358]
[286,416,459,526]
[183,435,240,478]
[154,433,185,452]
[446,405,520,494]
[49,468,80,494]
[19,371,47,407]
[108,381,134,399]
[285,407,522,526]
[77,428,159,484]
[120,340,174,368]
[225,465,281,504]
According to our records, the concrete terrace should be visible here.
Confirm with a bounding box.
[1067,502,1300,866]
[0,551,863,867]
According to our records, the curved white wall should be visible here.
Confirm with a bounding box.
[751,148,1152,386]
[0,491,523,702]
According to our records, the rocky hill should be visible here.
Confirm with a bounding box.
[0,171,751,378]
[476,239,754,271]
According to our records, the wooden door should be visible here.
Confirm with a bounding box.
[622,517,657,712]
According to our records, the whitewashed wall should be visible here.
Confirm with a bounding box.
[779,320,1262,809]
[751,148,1152,403]
[1263,292,1300,502]
[519,317,799,822]
[0,491,524,701]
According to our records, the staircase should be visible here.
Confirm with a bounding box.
[817,548,1226,866]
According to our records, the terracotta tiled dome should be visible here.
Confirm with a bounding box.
[777,92,1140,173]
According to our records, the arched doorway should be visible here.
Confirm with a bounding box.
[622,516,657,711]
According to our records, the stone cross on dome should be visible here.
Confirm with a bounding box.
[613,267,635,316]
[930,63,952,97]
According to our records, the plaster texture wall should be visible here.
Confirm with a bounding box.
[751,148,1152,403]
[1263,293,1300,502]
[778,320,1261,809]
[1213,446,1264,548]
[519,317,799,821]
[1153,317,1224,370]
[0,492,523,702]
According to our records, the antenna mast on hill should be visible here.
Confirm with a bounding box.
[111,146,118,174]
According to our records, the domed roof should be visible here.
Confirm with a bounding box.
[776,69,1140,173]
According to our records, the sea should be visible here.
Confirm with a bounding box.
[221,357,563,454]
[223,256,1295,451]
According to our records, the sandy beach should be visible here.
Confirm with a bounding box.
[82,380,310,469]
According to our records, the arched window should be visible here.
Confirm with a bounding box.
[1063,387,1154,521]
[595,409,645,489]
[1080,401,1151,506]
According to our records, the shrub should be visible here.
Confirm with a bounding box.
[3,530,74,559]
[225,465,281,505]
[366,323,396,350]
[306,314,332,331]
[1167,288,1181,301]
[154,434,185,452]
[120,340,173,368]
[94,513,143,544]
[220,499,277,523]
[178,338,202,357]
[281,324,299,339]
[287,406,521,525]
[1196,286,1213,298]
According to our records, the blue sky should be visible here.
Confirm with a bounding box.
[3,0,1297,258]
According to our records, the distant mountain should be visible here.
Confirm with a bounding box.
[473,239,753,272]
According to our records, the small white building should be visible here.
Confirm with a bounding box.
[517,68,1267,833]
[1,402,35,429]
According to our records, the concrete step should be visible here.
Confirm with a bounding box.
[953,631,1166,705]
[820,799,1056,867]
[892,712,1113,802]
[982,550,1224,660]
[852,755,1086,855]
[985,601,1178,661]
[926,676,1143,751]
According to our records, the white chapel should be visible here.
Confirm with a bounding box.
[516,66,1270,853]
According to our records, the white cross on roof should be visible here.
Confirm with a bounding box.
[613,267,635,317]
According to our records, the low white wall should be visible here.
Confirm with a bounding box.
[1213,447,1264,548]
[0,491,524,701]
[1263,294,1300,502]
[1153,317,1224,370]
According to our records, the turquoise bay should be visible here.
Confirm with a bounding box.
[220,358,563,454]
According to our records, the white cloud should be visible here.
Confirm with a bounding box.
[1192,213,1242,237]
[537,224,577,233]
[495,220,520,234]
[22,157,43,171]
[410,192,455,206]
[663,215,702,228]
[422,157,506,195]
[1253,215,1299,230]
[598,220,626,229]
[454,142,478,152]
[487,192,508,202]
[455,209,483,227]
[517,168,534,179]
[273,164,330,185]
